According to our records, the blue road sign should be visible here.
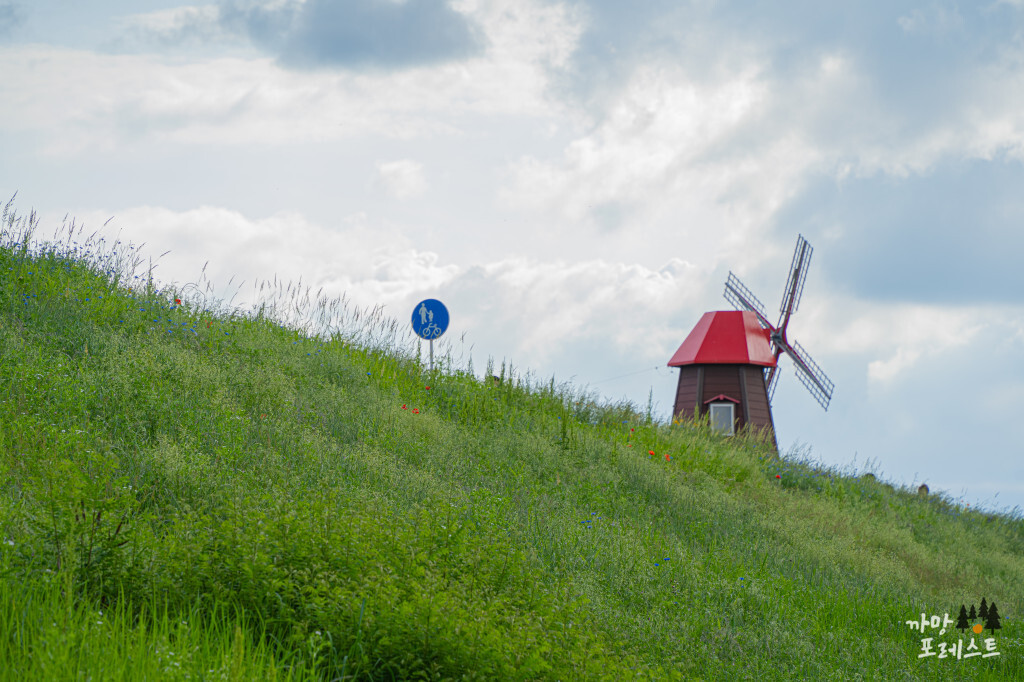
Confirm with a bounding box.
[412,299,449,340]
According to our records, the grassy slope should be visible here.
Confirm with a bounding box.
[1,203,1023,680]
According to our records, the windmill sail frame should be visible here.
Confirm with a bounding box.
[780,235,812,318]
[787,338,833,410]
[724,234,834,411]
[724,272,772,330]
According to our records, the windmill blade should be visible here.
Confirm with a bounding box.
[782,338,834,410]
[765,364,780,404]
[724,272,774,330]
[779,235,813,320]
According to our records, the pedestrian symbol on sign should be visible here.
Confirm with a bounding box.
[417,301,437,331]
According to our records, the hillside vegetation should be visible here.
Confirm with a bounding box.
[1,198,1023,680]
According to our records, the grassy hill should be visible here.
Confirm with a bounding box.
[1,197,1023,680]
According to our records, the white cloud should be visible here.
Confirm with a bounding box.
[497,4,1024,247]
[465,255,702,361]
[0,1,583,154]
[115,5,226,45]
[500,59,822,272]
[462,0,582,72]
[792,38,1024,176]
[897,5,965,35]
[504,62,772,216]
[55,205,456,316]
[47,205,704,366]
[807,300,987,385]
[374,159,427,200]
[867,347,923,384]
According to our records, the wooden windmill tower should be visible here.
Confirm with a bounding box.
[669,235,834,445]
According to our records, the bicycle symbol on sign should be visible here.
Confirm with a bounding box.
[420,322,444,339]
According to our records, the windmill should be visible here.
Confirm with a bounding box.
[723,234,834,410]
[667,234,833,446]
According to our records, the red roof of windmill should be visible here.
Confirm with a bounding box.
[668,311,776,367]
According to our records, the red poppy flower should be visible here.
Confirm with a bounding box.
[664,453,670,461]
[648,450,655,456]
[425,386,431,390]
[413,408,420,414]
[402,404,407,410]
[775,474,781,479]
[175,298,181,305]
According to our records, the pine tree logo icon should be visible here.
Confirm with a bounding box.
[955,598,1002,636]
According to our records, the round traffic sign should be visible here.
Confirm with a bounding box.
[411,299,449,340]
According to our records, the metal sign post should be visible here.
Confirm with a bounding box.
[411,299,449,371]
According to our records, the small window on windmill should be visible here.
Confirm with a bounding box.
[709,402,735,436]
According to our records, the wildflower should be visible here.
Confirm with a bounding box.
[648,450,655,456]
[425,386,431,390]
[413,408,419,414]
[174,298,181,305]
[664,453,671,461]
[402,404,408,410]
[775,474,781,479]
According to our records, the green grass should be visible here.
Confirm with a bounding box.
[1,195,1023,680]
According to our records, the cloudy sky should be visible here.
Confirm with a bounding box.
[3,0,1024,516]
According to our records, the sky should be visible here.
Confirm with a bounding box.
[3,0,1024,517]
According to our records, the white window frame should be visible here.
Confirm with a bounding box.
[709,402,735,436]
